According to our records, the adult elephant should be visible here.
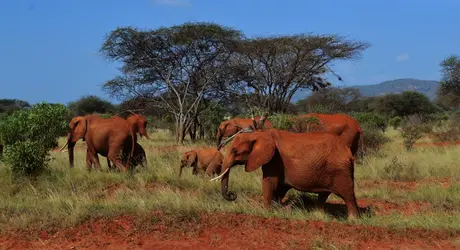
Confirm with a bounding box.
[212,124,360,219]
[106,114,150,170]
[294,113,364,158]
[216,115,272,148]
[59,114,135,172]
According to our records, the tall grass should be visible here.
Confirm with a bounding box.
[1,128,460,232]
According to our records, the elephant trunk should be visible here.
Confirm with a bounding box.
[65,132,76,168]
[216,129,223,148]
[68,142,76,168]
[217,154,237,201]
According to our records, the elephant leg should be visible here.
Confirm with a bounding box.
[108,149,128,172]
[273,185,290,205]
[331,175,359,219]
[317,192,331,212]
[206,162,221,177]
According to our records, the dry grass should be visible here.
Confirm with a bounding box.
[1,128,460,232]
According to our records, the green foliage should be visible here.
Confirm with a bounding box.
[67,95,115,117]
[382,156,421,181]
[360,124,390,156]
[268,113,295,130]
[268,114,323,133]
[0,99,31,114]
[436,55,460,109]
[350,112,387,132]
[0,103,68,177]
[200,102,226,140]
[389,116,403,129]
[400,115,425,151]
[296,87,362,114]
[373,91,439,117]
[429,115,460,143]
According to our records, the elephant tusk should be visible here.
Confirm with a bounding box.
[59,141,69,152]
[62,149,68,153]
[217,127,254,150]
[210,168,229,182]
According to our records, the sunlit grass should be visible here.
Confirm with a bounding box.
[1,127,460,232]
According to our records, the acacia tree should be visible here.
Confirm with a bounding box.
[100,22,243,143]
[436,55,460,109]
[227,35,369,113]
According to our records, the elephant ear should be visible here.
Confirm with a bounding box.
[245,133,275,172]
[69,116,87,142]
[187,151,198,165]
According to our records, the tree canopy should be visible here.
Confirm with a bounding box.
[99,21,369,142]
[436,55,460,109]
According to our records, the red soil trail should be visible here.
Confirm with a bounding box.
[1,212,459,250]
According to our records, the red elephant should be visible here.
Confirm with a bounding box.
[296,113,364,158]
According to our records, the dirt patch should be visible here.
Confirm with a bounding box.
[1,212,458,249]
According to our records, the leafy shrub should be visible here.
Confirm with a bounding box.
[0,103,68,177]
[360,124,390,156]
[382,156,421,181]
[350,112,387,132]
[268,113,294,130]
[400,115,425,151]
[389,116,403,129]
[429,118,460,143]
[269,113,323,133]
[289,116,323,133]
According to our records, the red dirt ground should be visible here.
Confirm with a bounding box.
[1,212,459,250]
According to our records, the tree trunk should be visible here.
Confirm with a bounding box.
[178,122,185,144]
[189,116,197,142]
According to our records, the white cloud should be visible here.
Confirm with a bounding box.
[396,53,409,62]
[152,0,191,7]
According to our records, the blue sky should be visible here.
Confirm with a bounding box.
[1,0,459,105]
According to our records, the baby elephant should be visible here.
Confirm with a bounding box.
[179,149,222,177]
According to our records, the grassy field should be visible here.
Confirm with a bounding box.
[1,128,460,248]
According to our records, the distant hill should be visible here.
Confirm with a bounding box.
[349,78,440,100]
[291,78,440,102]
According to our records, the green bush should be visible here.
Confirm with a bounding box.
[400,115,424,151]
[268,113,295,130]
[0,103,68,177]
[269,113,323,133]
[350,112,387,132]
[360,124,390,156]
[389,116,403,129]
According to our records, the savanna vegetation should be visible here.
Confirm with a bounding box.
[1,22,460,248]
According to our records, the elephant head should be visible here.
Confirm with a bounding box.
[179,150,198,177]
[127,114,150,139]
[213,115,272,201]
[59,116,88,168]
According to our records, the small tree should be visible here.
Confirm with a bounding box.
[0,103,68,177]
[400,115,424,151]
[67,95,116,117]
[436,55,460,109]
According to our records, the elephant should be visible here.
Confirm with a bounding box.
[105,142,147,170]
[59,114,135,172]
[294,113,364,158]
[105,114,150,169]
[179,149,223,177]
[212,121,360,219]
[216,115,272,148]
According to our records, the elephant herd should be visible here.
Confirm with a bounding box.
[59,113,150,172]
[183,113,364,219]
[59,112,364,219]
